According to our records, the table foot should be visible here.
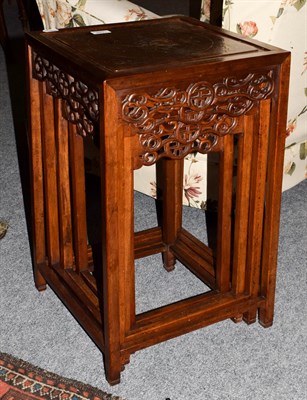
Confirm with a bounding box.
[243,309,257,325]
[231,314,243,323]
[104,357,122,386]
[259,320,273,328]
[163,248,176,272]
[107,376,121,386]
[104,357,122,385]
[258,316,274,328]
[35,283,47,292]
[258,308,274,328]
[34,267,47,291]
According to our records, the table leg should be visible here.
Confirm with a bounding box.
[215,134,233,293]
[101,83,135,384]
[231,112,254,322]
[156,158,184,271]
[243,99,270,325]
[40,83,60,267]
[27,47,46,291]
[259,58,291,327]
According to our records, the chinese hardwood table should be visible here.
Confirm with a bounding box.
[25,17,290,385]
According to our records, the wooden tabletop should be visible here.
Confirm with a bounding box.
[26,16,286,81]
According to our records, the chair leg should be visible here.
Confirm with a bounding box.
[0,0,9,52]
[0,0,31,53]
[16,0,29,31]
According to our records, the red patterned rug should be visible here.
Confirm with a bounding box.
[0,353,124,400]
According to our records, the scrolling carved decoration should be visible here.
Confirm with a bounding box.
[32,52,274,166]
[122,71,274,166]
[32,52,99,137]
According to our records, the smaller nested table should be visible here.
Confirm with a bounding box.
[25,17,290,385]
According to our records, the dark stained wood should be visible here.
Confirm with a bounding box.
[69,124,88,273]
[27,47,46,291]
[243,99,270,324]
[54,99,74,269]
[209,0,224,27]
[39,261,105,352]
[171,228,215,288]
[215,134,233,292]
[26,17,290,385]
[190,0,203,19]
[0,0,9,52]
[0,0,30,52]
[40,83,60,266]
[100,82,137,384]
[259,57,291,328]
[230,112,254,322]
[134,227,165,259]
[232,112,255,293]
[25,16,283,83]
[156,158,184,271]
[127,292,266,354]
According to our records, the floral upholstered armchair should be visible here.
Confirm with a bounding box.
[214,0,307,192]
[25,0,307,206]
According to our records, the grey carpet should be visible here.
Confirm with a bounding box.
[1,8,307,400]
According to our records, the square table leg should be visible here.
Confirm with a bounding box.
[156,158,184,272]
[101,82,136,384]
[259,58,291,327]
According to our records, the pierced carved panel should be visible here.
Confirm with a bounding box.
[32,52,99,137]
[122,71,274,166]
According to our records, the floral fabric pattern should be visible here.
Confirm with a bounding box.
[200,0,211,23]
[236,21,258,38]
[36,0,157,30]
[222,0,307,191]
[134,154,208,208]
